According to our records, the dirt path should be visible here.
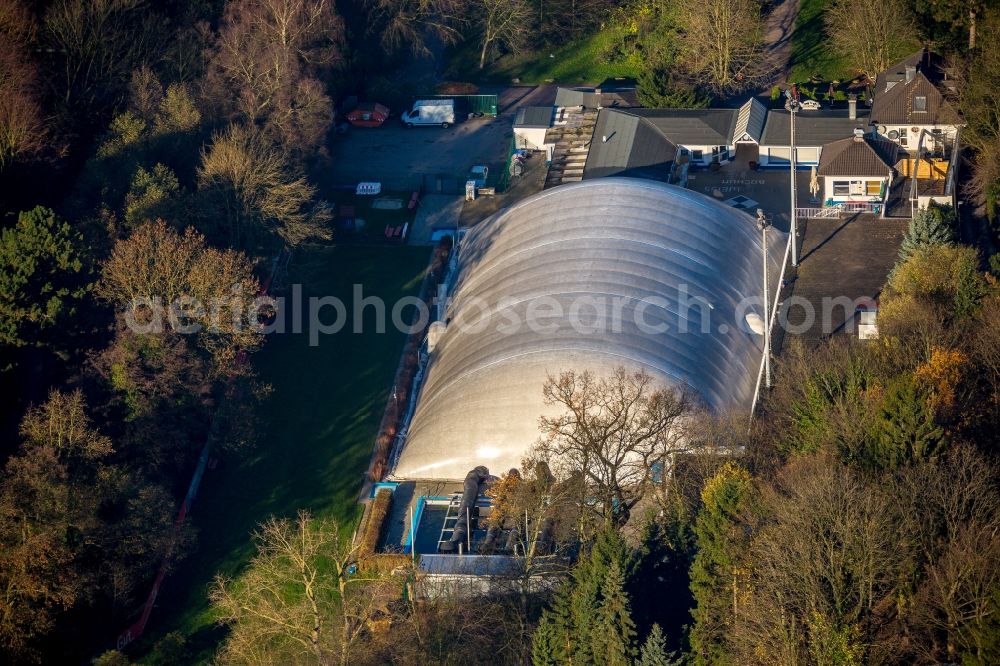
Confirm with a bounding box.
[762,0,800,85]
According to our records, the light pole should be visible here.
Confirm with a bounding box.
[756,209,772,389]
[785,90,799,267]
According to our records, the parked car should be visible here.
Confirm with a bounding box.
[402,99,455,128]
[467,165,488,188]
[346,102,390,127]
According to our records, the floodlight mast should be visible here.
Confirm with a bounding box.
[756,209,772,389]
[785,89,799,267]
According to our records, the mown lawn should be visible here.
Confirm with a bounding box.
[788,0,852,83]
[135,244,430,663]
[446,29,642,85]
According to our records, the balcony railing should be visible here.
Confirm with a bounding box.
[795,202,883,219]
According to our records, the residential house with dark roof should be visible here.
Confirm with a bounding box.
[868,49,962,212]
[571,49,960,213]
[870,49,962,155]
[817,133,899,208]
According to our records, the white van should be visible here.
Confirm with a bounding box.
[402,99,456,128]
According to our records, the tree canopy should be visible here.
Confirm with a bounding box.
[0,206,87,349]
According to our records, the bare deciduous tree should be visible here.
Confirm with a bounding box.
[198,123,332,250]
[210,0,342,154]
[211,510,395,666]
[825,0,917,82]
[0,43,47,169]
[534,368,691,526]
[676,0,768,93]
[909,526,1000,663]
[474,0,531,69]
[731,456,907,664]
[43,0,158,118]
[366,0,467,57]
[97,219,263,369]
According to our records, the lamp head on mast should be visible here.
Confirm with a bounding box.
[784,89,799,111]
[756,208,770,231]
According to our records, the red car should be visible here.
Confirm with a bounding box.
[346,102,390,128]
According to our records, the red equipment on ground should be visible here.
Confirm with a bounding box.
[346,102,390,127]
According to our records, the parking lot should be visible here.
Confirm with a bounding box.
[326,115,514,192]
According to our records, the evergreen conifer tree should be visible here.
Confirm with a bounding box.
[531,609,563,666]
[639,624,680,666]
[0,206,86,349]
[593,560,638,666]
[873,375,946,468]
[898,204,957,264]
[689,463,755,665]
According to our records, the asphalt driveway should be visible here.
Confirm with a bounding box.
[326,115,514,191]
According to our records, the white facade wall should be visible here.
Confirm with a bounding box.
[917,194,955,209]
[758,146,822,166]
[822,176,889,204]
[878,124,957,153]
[677,144,734,166]
[513,126,549,151]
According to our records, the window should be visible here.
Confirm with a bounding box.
[866,180,882,196]
[719,146,730,160]
[833,181,850,196]
[914,96,927,112]
[692,149,703,161]
[899,127,908,146]
[679,148,689,156]
[768,147,790,164]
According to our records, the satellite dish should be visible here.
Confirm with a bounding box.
[877,125,887,135]
[888,129,899,139]
[744,313,766,335]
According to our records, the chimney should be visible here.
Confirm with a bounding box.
[848,94,857,120]
[905,65,916,83]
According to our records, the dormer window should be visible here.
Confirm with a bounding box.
[914,96,927,112]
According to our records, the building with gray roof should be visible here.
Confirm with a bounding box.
[583,110,678,180]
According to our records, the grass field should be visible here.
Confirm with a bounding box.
[789,0,921,85]
[136,243,430,663]
[788,0,852,83]
[446,29,642,85]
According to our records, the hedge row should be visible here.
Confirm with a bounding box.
[357,553,413,575]
[359,488,394,558]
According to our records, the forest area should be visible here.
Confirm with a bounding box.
[1,0,1000,664]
